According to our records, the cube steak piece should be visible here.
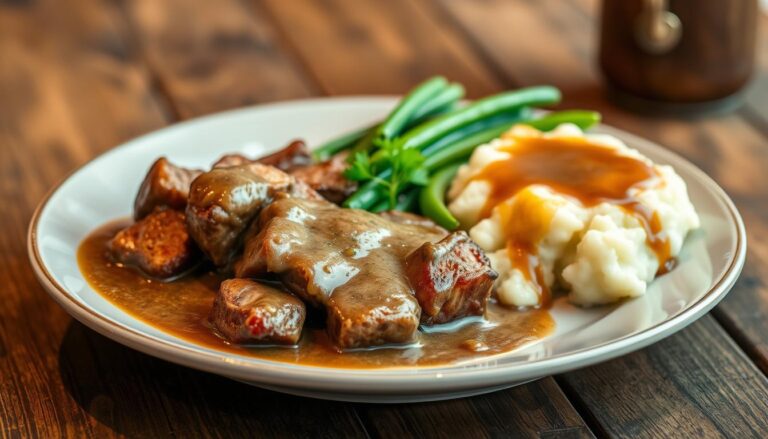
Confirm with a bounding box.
[214,144,356,205]
[185,163,321,267]
[287,151,357,204]
[211,278,306,344]
[108,209,198,279]
[405,231,498,325]
[133,157,203,220]
[212,140,312,171]
[134,157,203,220]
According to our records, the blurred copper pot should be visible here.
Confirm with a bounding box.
[599,0,758,112]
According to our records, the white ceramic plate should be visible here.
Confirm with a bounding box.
[29,97,745,403]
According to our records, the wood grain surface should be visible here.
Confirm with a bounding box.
[1,0,766,437]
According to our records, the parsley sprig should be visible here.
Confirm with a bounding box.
[344,139,429,210]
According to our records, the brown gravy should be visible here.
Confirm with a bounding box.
[471,134,672,298]
[78,222,554,369]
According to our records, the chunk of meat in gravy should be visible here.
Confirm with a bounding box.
[186,163,321,267]
[288,152,357,204]
[211,279,306,344]
[235,198,447,349]
[134,158,202,220]
[406,231,498,325]
[212,140,312,171]
[109,209,198,279]
[212,154,252,169]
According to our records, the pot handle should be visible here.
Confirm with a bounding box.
[635,0,682,54]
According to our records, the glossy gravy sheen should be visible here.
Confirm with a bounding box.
[471,135,673,301]
[78,222,554,368]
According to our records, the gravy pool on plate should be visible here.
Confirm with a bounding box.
[79,221,553,368]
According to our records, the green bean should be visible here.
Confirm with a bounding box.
[421,108,531,162]
[370,188,419,213]
[523,110,601,132]
[423,110,599,170]
[349,82,464,159]
[410,83,465,124]
[395,86,561,153]
[396,188,420,212]
[376,76,448,142]
[370,199,389,213]
[419,163,462,230]
[346,168,393,209]
[312,124,375,162]
[351,87,463,159]
[423,124,511,171]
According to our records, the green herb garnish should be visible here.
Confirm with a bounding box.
[344,140,428,210]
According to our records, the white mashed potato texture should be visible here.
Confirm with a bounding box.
[448,123,700,307]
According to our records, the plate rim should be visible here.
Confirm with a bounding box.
[27,96,747,394]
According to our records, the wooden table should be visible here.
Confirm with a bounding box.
[2,1,767,437]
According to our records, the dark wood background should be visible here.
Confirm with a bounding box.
[1,1,767,437]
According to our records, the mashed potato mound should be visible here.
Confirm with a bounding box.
[448,123,700,307]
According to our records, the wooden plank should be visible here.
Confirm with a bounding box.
[256,1,594,436]
[0,0,367,437]
[560,316,768,438]
[60,323,367,438]
[0,0,170,437]
[258,0,500,98]
[121,0,316,118]
[437,0,768,434]
[360,379,593,438]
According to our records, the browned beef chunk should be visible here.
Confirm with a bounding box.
[212,140,312,171]
[405,231,497,325]
[133,158,202,220]
[212,154,257,169]
[214,145,355,204]
[288,152,356,204]
[235,198,446,349]
[109,209,198,279]
[186,163,321,267]
[211,279,305,344]
[212,154,252,169]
